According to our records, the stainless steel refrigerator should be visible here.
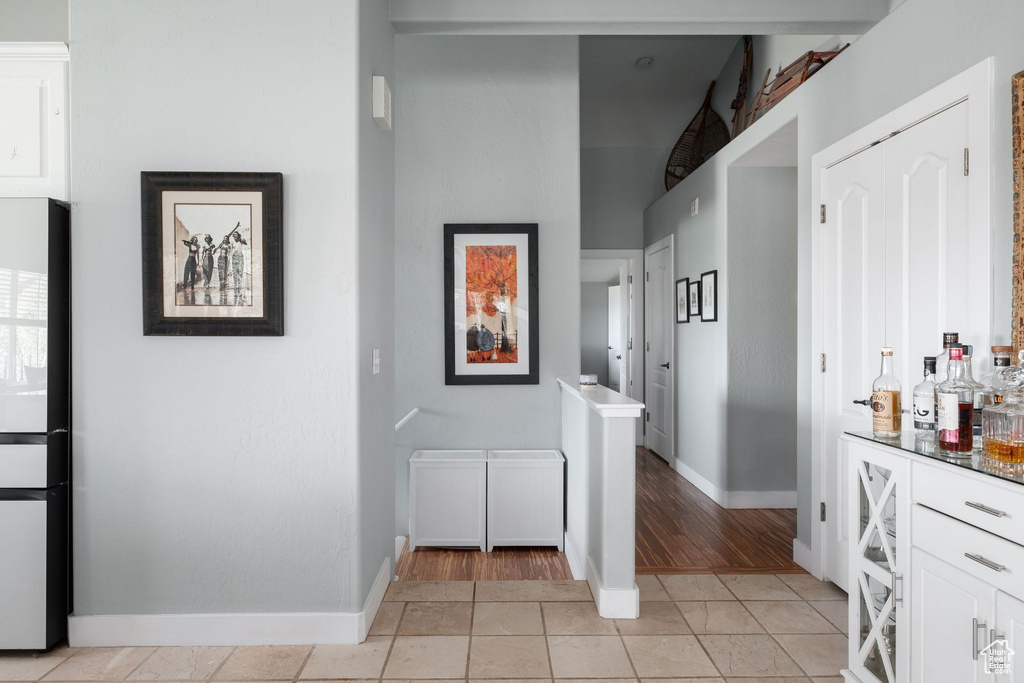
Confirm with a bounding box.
[0,198,70,650]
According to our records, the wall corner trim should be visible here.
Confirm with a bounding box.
[0,42,69,61]
[792,538,821,579]
[564,531,586,580]
[68,557,393,647]
[586,556,638,619]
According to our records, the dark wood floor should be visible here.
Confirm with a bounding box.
[395,542,574,581]
[397,446,802,580]
[635,446,801,574]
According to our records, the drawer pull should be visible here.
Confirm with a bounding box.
[965,552,1007,572]
[965,501,1008,518]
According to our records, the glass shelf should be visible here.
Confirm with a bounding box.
[846,431,1024,486]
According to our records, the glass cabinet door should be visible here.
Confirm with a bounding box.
[848,440,911,683]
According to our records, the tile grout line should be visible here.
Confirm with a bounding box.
[539,596,556,681]
[206,645,236,681]
[121,645,161,681]
[736,585,815,680]
[377,601,407,682]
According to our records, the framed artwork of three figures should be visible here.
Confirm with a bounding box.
[141,172,284,336]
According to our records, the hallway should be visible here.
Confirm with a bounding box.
[397,447,802,580]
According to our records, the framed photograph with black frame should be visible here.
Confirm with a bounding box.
[675,277,689,323]
[444,223,539,385]
[700,269,718,322]
[141,171,284,336]
[688,279,702,319]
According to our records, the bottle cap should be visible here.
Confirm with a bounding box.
[943,332,960,347]
[964,344,973,357]
[993,346,1014,353]
[924,356,936,372]
[881,347,893,356]
[950,347,964,361]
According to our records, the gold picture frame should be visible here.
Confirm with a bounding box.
[1013,70,1024,355]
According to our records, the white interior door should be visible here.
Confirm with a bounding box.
[821,102,970,591]
[644,239,673,461]
[822,143,886,591]
[608,285,621,392]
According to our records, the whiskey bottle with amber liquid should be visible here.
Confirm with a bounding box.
[983,386,1024,475]
[936,347,973,454]
[872,347,902,439]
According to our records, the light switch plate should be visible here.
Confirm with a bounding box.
[690,197,699,216]
[372,349,381,375]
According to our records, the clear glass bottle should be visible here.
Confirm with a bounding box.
[872,347,902,439]
[936,347,973,454]
[963,345,987,450]
[983,386,1024,475]
[912,357,937,435]
[934,332,960,383]
[984,346,1016,402]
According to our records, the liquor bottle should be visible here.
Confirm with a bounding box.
[912,357,937,435]
[934,332,960,383]
[936,347,974,454]
[984,346,1015,402]
[983,386,1024,476]
[963,345,987,449]
[872,347,902,439]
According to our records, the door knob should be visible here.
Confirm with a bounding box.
[608,346,613,350]
[616,355,622,360]
[660,362,670,369]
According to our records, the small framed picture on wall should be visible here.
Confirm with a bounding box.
[688,279,701,319]
[700,270,718,322]
[675,277,689,323]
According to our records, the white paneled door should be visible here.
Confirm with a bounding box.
[644,238,673,462]
[821,102,969,591]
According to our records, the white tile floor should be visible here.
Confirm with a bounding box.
[0,575,848,682]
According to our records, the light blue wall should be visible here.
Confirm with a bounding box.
[394,35,581,537]
[581,147,669,250]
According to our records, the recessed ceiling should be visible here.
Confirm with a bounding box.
[580,35,740,149]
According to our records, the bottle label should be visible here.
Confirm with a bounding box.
[913,394,935,429]
[937,392,959,432]
[872,390,900,433]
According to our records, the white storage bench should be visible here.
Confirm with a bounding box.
[487,450,564,551]
[409,450,486,551]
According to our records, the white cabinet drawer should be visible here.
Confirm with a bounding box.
[913,461,1024,547]
[0,444,49,488]
[913,504,1024,601]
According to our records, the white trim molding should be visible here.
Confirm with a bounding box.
[0,43,69,61]
[70,558,393,647]
[586,557,638,619]
[563,529,586,580]
[792,538,820,578]
[674,458,796,509]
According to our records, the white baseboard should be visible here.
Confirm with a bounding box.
[673,458,796,509]
[357,557,393,642]
[70,557,393,647]
[564,532,586,580]
[586,557,638,619]
[395,535,407,574]
[792,538,821,579]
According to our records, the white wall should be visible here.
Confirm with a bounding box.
[68,0,390,616]
[355,0,397,604]
[581,147,668,250]
[726,167,797,493]
[647,0,1021,545]
[394,35,580,537]
[0,0,67,42]
[580,282,609,385]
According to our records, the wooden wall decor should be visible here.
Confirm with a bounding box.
[1013,70,1024,355]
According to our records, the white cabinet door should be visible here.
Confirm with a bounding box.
[823,143,886,591]
[883,101,972,391]
[994,591,1024,682]
[911,547,994,683]
[821,102,970,591]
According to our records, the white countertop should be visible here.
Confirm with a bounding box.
[557,376,645,418]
